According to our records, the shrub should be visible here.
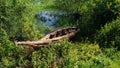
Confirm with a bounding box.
[95,17,120,48]
[54,0,120,38]
[31,41,118,68]
[93,0,120,25]
[78,0,120,37]
[0,27,32,67]
[0,0,44,41]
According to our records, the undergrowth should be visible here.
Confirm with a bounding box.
[0,0,120,68]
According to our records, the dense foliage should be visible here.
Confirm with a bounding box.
[96,18,120,48]
[55,0,120,37]
[0,0,44,41]
[0,39,120,67]
[0,0,120,68]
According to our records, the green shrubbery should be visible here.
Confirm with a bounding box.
[31,41,120,68]
[0,0,44,41]
[0,27,30,67]
[0,0,120,68]
[54,0,120,37]
[0,39,120,67]
[95,17,120,48]
[0,1,44,67]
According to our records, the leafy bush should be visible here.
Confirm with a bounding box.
[0,27,32,67]
[95,17,120,48]
[0,0,44,41]
[0,0,120,68]
[0,31,120,68]
[55,0,95,13]
[54,0,120,38]
[93,0,120,25]
[81,0,120,37]
[31,41,120,68]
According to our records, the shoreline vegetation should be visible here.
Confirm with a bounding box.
[0,0,120,68]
